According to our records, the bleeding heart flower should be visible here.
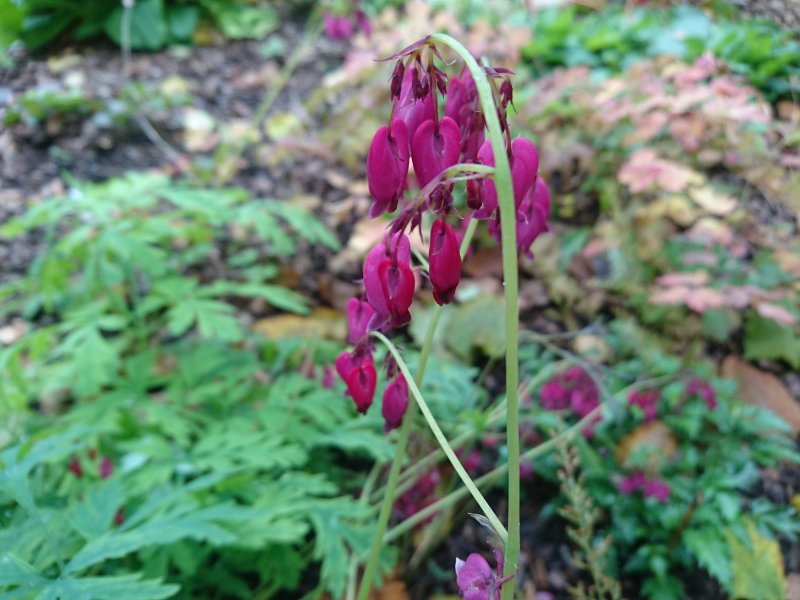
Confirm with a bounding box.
[367,118,410,218]
[473,138,540,219]
[323,12,353,40]
[377,259,415,328]
[511,177,551,258]
[411,117,461,188]
[346,297,375,343]
[345,360,377,414]
[395,66,437,145]
[428,219,462,305]
[363,233,412,327]
[455,554,495,600]
[382,374,409,432]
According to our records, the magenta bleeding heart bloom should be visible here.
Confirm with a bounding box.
[346,297,375,343]
[323,12,353,40]
[473,138,540,219]
[429,219,462,305]
[395,66,437,145]
[99,457,113,479]
[618,471,671,503]
[382,374,409,432]
[336,351,377,413]
[455,554,495,600]
[516,178,551,258]
[367,118,410,218]
[628,388,661,422]
[686,378,717,409]
[411,117,461,188]
[540,379,569,410]
[363,233,413,328]
[377,259,415,328]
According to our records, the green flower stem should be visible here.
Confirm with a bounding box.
[383,405,602,544]
[430,33,521,596]
[370,360,564,508]
[372,330,508,541]
[356,217,478,600]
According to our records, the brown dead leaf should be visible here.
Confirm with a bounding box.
[253,308,345,341]
[616,421,678,468]
[721,356,800,433]
[372,580,410,600]
[689,185,738,216]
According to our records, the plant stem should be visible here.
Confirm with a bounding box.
[383,405,601,543]
[355,218,478,600]
[372,330,508,541]
[430,33,521,597]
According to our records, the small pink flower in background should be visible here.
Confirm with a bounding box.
[618,471,647,495]
[382,374,409,432]
[540,379,569,410]
[618,470,670,503]
[321,365,336,389]
[394,468,441,520]
[99,457,114,479]
[628,388,661,422]
[686,378,717,410]
[643,479,671,503]
[68,456,83,478]
[323,12,353,40]
[462,450,483,476]
[519,462,534,481]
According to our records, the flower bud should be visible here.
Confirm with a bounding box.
[429,219,462,305]
[367,118,410,218]
[411,117,461,188]
[382,374,409,432]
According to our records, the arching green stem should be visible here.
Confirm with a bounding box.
[356,218,479,600]
[372,330,508,541]
[430,33,522,597]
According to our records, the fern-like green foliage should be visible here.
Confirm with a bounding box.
[0,174,395,598]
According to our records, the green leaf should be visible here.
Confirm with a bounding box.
[66,504,251,574]
[744,313,800,368]
[683,527,732,589]
[105,0,168,50]
[68,479,126,540]
[202,1,277,40]
[444,294,506,359]
[203,281,309,314]
[167,5,199,42]
[727,520,786,600]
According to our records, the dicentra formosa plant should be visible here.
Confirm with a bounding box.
[333,35,552,600]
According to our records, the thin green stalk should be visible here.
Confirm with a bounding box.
[356,218,479,600]
[372,330,508,541]
[430,33,521,596]
[369,360,564,508]
[383,405,602,544]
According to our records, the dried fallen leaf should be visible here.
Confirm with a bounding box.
[689,185,737,216]
[616,421,678,468]
[253,308,345,341]
[721,356,800,433]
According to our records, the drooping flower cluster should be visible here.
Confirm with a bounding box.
[336,37,550,430]
[685,378,717,410]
